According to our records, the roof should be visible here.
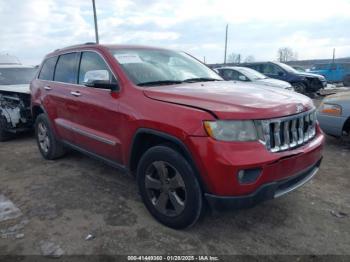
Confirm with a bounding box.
[0,64,35,69]
[0,54,21,65]
[46,43,171,57]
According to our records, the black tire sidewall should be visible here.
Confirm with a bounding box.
[0,115,11,141]
[35,114,62,160]
[137,145,203,229]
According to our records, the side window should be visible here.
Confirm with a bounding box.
[221,69,236,80]
[38,57,58,81]
[78,51,116,85]
[54,53,79,84]
[262,64,281,75]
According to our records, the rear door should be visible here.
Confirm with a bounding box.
[48,52,80,143]
[68,51,123,163]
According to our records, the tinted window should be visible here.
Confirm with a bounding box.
[220,69,243,81]
[54,53,78,84]
[78,52,116,84]
[38,57,57,81]
[261,63,281,75]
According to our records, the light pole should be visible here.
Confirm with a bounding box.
[92,0,99,44]
[224,24,228,64]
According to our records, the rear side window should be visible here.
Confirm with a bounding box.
[54,53,79,84]
[38,57,57,81]
[78,51,116,84]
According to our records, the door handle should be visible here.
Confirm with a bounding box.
[70,91,81,97]
[44,86,52,91]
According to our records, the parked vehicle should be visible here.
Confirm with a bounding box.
[0,64,37,141]
[31,44,324,229]
[309,63,350,86]
[292,66,306,72]
[244,61,327,94]
[317,92,350,138]
[215,66,294,91]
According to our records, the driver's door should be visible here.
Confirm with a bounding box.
[70,51,123,163]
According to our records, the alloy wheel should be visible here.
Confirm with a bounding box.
[145,161,187,217]
[38,122,50,153]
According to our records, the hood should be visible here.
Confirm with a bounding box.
[143,81,313,120]
[323,91,350,102]
[255,78,291,88]
[297,72,325,80]
[0,84,30,94]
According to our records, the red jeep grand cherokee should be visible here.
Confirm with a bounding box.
[30,44,324,229]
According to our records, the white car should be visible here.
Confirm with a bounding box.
[0,63,37,141]
[215,66,294,91]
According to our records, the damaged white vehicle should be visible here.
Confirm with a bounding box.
[0,64,37,141]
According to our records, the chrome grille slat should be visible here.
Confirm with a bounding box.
[259,109,316,153]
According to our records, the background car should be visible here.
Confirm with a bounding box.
[215,66,294,91]
[317,92,350,138]
[0,62,37,141]
[309,63,350,86]
[243,61,327,94]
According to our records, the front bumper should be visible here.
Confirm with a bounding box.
[205,158,321,210]
[187,127,324,196]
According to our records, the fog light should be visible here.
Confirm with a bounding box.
[238,168,262,184]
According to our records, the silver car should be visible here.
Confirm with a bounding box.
[215,66,294,91]
[317,92,350,138]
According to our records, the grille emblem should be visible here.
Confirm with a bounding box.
[296,104,304,113]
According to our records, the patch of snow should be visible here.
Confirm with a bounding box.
[0,194,22,222]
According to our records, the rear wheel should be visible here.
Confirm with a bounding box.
[35,114,66,160]
[137,145,203,229]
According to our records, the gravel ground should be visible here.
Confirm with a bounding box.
[0,103,349,258]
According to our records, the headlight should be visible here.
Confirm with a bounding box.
[204,120,258,141]
[319,103,342,116]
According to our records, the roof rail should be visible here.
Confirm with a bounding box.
[53,42,98,52]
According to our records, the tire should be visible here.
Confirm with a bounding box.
[0,115,12,142]
[293,82,307,94]
[343,75,350,87]
[137,145,203,229]
[35,113,66,160]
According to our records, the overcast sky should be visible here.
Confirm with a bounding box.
[1,0,350,65]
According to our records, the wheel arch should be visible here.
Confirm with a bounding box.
[128,128,209,192]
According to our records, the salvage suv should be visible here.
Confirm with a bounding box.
[31,44,325,229]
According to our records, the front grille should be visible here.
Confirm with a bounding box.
[258,110,317,153]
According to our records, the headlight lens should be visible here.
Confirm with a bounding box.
[204,120,258,141]
[319,103,342,116]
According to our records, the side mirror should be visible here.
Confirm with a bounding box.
[238,75,248,81]
[83,70,119,91]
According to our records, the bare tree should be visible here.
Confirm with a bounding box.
[227,53,241,63]
[277,47,298,62]
[244,55,255,63]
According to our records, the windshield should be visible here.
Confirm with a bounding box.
[235,67,267,80]
[275,62,298,73]
[0,67,37,85]
[110,49,222,86]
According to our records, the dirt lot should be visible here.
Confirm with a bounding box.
[0,104,349,258]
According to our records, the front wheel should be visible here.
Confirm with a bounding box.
[343,75,350,86]
[293,82,307,94]
[137,145,203,229]
[0,115,12,142]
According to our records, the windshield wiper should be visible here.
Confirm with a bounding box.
[137,80,183,86]
[182,77,222,83]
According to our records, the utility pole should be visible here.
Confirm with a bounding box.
[203,56,206,64]
[224,24,228,64]
[332,48,335,63]
[92,0,99,44]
